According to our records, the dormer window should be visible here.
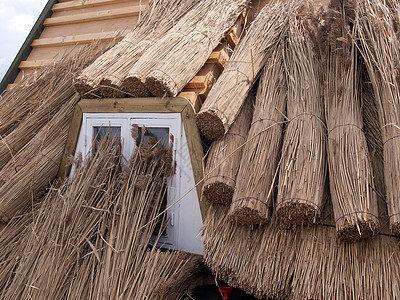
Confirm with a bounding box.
[60,98,207,255]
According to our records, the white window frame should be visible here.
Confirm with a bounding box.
[75,112,182,249]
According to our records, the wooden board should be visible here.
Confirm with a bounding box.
[31,31,121,48]
[52,1,147,18]
[44,6,141,26]
[53,0,147,12]
[39,16,137,38]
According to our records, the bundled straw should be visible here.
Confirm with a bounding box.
[202,91,254,205]
[355,0,400,235]
[0,136,122,300]
[0,134,193,299]
[196,0,302,140]
[0,54,92,171]
[275,16,327,227]
[0,209,35,292]
[0,95,79,223]
[228,51,286,225]
[324,7,378,242]
[0,42,116,223]
[125,0,249,97]
[202,203,400,299]
[75,0,200,98]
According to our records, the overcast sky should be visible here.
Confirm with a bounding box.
[0,0,47,80]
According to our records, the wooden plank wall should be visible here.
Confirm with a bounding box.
[8,0,268,92]
[9,0,147,90]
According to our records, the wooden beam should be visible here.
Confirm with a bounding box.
[178,91,202,113]
[181,104,208,220]
[19,60,49,69]
[77,97,189,114]
[53,0,144,12]
[185,76,208,90]
[226,29,239,49]
[206,41,230,71]
[31,31,121,48]
[44,6,140,26]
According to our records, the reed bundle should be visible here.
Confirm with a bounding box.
[355,0,400,235]
[0,41,115,222]
[1,42,113,136]
[125,0,249,98]
[0,135,194,299]
[324,9,378,242]
[0,209,35,292]
[0,95,79,223]
[0,57,86,171]
[202,203,400,299]
[228,52,286,225]
[195,0,302,141]
[0,136,122,299]
[0,77,50,137]
[275,17,327,227]
[202,92,254,205]
[75,0,200,98]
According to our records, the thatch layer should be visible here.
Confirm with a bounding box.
[125,0,249,97]
[276,16,327,227]
[196,0,302,140]
[0,95,79,223]
[0,135,194,299]
[75,0,200,98]
[0,136,122,299]
[0,42,116,223]
[203,204,400,299]
[0,50,101,171]
[324,8,378,242]
[203,91,254,205]
[229,51,286,225]
[355,0,400,235]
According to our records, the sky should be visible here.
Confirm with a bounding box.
[0,0,47,81]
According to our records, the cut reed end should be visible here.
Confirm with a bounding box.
[203,181,234,205]
[74,79,101,99]
[275,201,320,227]
[98,79,126,98]
[337,218,379,243]
[74,78,90,96]
[145,71,176,98]
[122,76,151,98]
[229,198,270,225]
[195,109,226,141]
[390,222,400,236]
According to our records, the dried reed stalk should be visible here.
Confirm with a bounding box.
[275,17,327,227]
[0,135,192,299]
[202,203,400,299]
[0,209,35,292]
[355,0,400,235]
[324,9,378,242]
[228,51,286,225]
[125,0,249,97]
[202,91,254,205]
[0,57,88,171]
[0,95,79,223]
[195,0,302,141]
[0,136,122,299]
[0,41,115,222]
[1,42,113,136]
[75,0,200,98]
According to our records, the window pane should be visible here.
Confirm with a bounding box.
[137,127,169,147]
[93,126,121,142]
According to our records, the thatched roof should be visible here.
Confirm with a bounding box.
[1,0,400,299]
